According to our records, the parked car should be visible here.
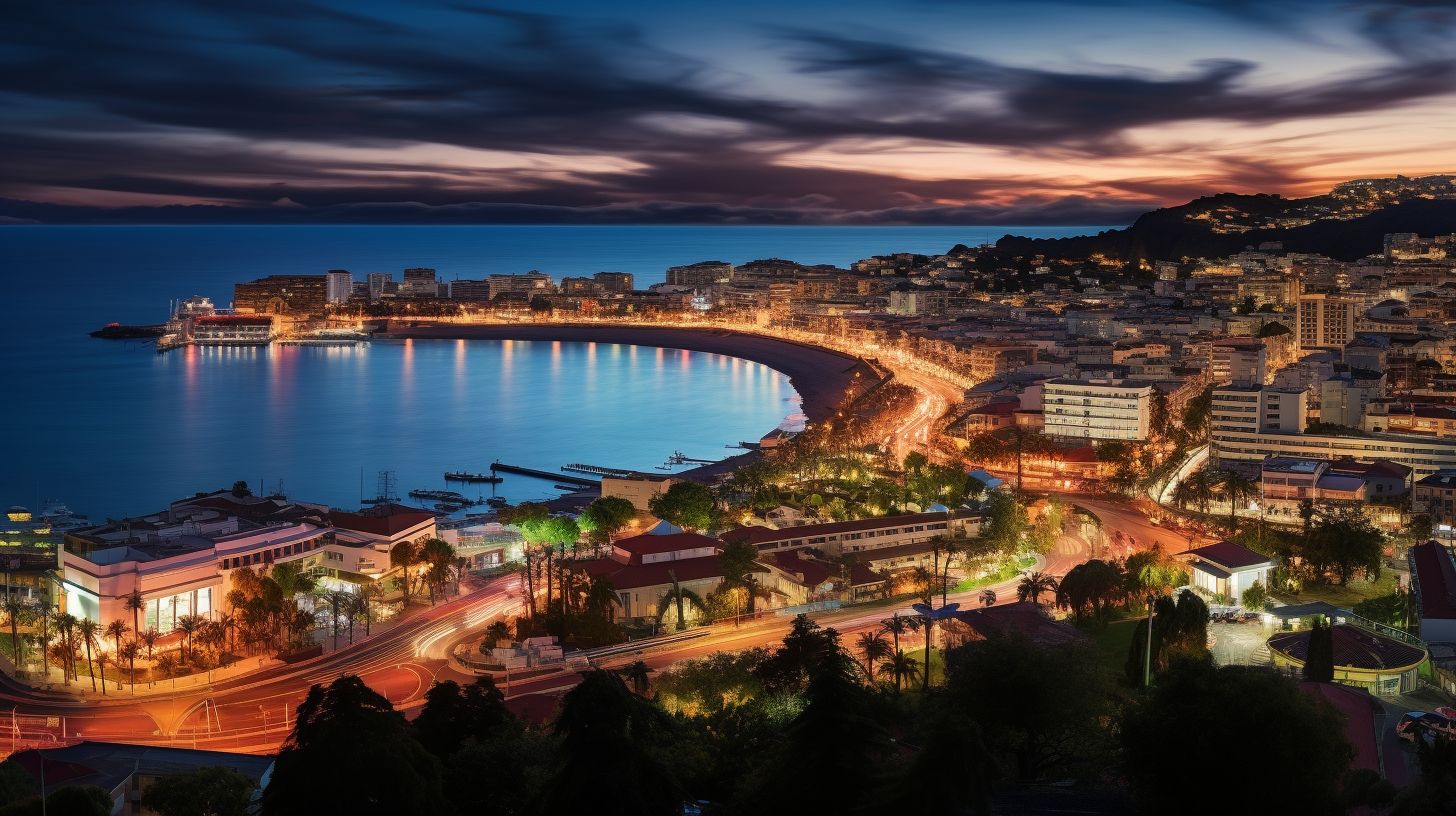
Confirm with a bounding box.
[1435,706,1456,721]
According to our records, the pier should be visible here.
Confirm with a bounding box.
[490,462,599,488]
[562,463,636,478]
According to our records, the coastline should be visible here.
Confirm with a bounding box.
[383,322,883,426]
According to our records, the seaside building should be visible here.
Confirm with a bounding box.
[233,275,327,316]
[367,272,393,302]
[448,279,492,301]
[594,271,634,293]
[59,494,434,630]
[666,261,733,288]
[325,269,353,305]
[401,267,441,297]
[488,272,555,300]
[1042,378,1156,441]
[189,315,274,345]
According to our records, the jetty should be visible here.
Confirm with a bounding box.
[490,462,599,488]
[562,463,636,478]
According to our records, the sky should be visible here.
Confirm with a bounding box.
[2,0,1454,225]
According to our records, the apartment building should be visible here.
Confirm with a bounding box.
[1296,293,1359,351]
[1212,386,1456,476]
[1042,378,1155,441]
[1211,339,1267,386]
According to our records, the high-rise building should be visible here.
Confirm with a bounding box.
[1297,293,1359,351]
[1042,378,1155,441]
[325,269,353,305]
[593,272,634,293]
[448,279,491,301]
[233,275,327,315]
[487,272,555,300]
[367,272,393,302]
[666,261,733,288]
[401,267,440,297]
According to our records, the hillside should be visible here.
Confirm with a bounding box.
[996,175,1456,262]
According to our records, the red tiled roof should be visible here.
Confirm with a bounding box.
[329,505,434,537]
[1184,541,1273,571]
[771,552,835,587]
[613,531,720,557]
[849,563,885,586]
[1411,540,1456,620]
[720,512,948,547]
[574,554,724,590]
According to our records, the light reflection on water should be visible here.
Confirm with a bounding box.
[9,339,793,519]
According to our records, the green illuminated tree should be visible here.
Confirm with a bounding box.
[389,539,420,608]
[580,496,637,545]
[648,482,716,532]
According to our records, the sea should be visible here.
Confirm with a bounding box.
[0,224,1107,519]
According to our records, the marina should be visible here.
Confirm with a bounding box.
[489,462,600,488]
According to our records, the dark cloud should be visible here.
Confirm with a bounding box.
[1,0,1453,223]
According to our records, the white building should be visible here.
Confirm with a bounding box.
[1297,293,1359,351]
[325,269,353,305]
[1042,378,1155,441]
[1181,542,1275,604]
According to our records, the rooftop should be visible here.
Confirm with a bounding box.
[1410,540,1456,621]
[719,511,950,547]
[1182,541,1274,571]
[1268,624,1426,671]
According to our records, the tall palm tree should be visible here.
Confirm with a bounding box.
[359,581,383,636]
[1214,469,1257,532]
[2,598,28,665]
[118,641,139,693]
[95,652,109,695]
[104,619,129,662]
[77,618,101,692]
[390,539,420,607]
[139,628,159,661]
[856,631,891,684]
[1017,571,1059,605]
[419,538,456,605]
[55,613,78,684]
[123,590,145,648]
[656,571,706,632]
[175,614,205,663]
[880,612,920,655]
[880,649,921,693]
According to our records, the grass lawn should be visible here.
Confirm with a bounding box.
[953,555,1037,593]
[1278,571,1397,609]
[1085,619,1140,677]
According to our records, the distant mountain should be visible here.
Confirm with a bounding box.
[996,175,1456,262]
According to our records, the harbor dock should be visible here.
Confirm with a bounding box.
[490,462,599,488]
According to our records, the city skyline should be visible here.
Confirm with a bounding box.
[5,0,1455,225]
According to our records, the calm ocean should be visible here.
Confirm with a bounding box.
[1,224,1104,518]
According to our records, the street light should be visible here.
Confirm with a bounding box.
[1142,593,1156,688]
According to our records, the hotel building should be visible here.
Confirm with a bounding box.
[1042,378,1155,441]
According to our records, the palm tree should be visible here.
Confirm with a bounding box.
[1213,469,1257,532]
[359,581,383,636]
[390,540,420,607]
[856,631,891,684]
[880,612,920,655]
[118,641,139,693]
[95,652,110,695]
[617,660,652,695]
[77,618,100,692]
[2,598,28,665]
[123,590,145,648]
[656,570,706,632]
[105,619,129,662]
[155,652,177,679]
[55,613,78,683]
[175,614,205,663]
[979,589,997,608]
[1017,571,1059,605]
[880,649,921,693]
[139,628,159,661]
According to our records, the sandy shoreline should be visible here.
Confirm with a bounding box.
[385,322,881,425]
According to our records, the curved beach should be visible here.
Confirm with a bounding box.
[386,323,882,425]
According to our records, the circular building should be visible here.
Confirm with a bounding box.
[1267,624,1427,696]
